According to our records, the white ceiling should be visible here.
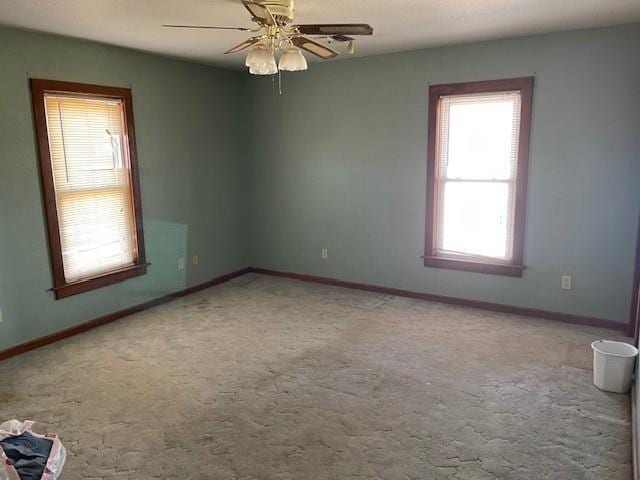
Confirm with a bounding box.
[1,0,639,69]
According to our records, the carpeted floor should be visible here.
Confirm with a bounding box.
[0,273,631,479]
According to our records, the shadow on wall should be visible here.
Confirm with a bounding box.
[0,220,191,353]
[124,219,188,304]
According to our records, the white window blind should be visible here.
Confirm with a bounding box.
[435,91,521,262]
[44,94,137,282]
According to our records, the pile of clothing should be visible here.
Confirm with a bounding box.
[0,421,66,480]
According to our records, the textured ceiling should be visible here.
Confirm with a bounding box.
[1,0,639,69]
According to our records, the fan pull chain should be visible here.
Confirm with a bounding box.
[271,71,284,105]
[272,74,276,105]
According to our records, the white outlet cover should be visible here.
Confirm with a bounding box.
[177,258,185,270]
[561,275,573,290]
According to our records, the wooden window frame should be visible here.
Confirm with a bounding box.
[31,79,146,299]
[424,77,534,277]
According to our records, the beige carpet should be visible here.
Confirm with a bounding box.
[0,273,631,479]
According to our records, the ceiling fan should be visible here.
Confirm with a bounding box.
[163,0,373,75]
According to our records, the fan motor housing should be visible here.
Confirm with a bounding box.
[257,0,294,24]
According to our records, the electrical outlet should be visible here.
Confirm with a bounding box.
[0,307,3,323]
[321,248,328,260]
[561,275,573,290]
[177,258,185,270]
[192,255,199,266]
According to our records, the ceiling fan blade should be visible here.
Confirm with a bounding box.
[242,1,276,26]
[225,37,261,54]
[291,36,339,60]
[308,35,354,42]
[162,24,253,31]
[295,24,374,36]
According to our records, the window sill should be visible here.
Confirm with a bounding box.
[52,263,148,300]
[423,256,524,277]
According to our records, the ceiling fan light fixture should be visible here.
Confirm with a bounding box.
[164,1,373,76]
[246,46,278,75]
[250,59,278,75]
[278,47,308,72]
[246,45,270,66]
[249,63,278,75]
[245,45,264,67]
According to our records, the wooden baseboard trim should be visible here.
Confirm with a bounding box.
[633,382,639,480]
[1,265,625,363]
[0,267,251,362]
[248,267,625,332]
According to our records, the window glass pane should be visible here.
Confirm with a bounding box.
[439,181,511,260]
[57,187,135,281]
[440,93,520,181]
[45,96,125,184]
[44,94,136,282]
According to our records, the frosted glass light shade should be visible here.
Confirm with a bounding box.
[246,46,278,75]
[249,60,278,75]
[278,48,308,72]
[245,46,264,67]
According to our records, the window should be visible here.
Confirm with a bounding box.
[31,79,146,299]
[424,78,534,277]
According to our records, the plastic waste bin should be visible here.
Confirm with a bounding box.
[591,340,638,393]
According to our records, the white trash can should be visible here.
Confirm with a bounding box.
[591,340,638,393]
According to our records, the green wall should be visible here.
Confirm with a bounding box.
[247,24,640,324]
[0,27,251,351]
[1,23,639,352]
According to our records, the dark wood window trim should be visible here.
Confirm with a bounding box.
[31,79,146,300]
[424,77,534,277]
